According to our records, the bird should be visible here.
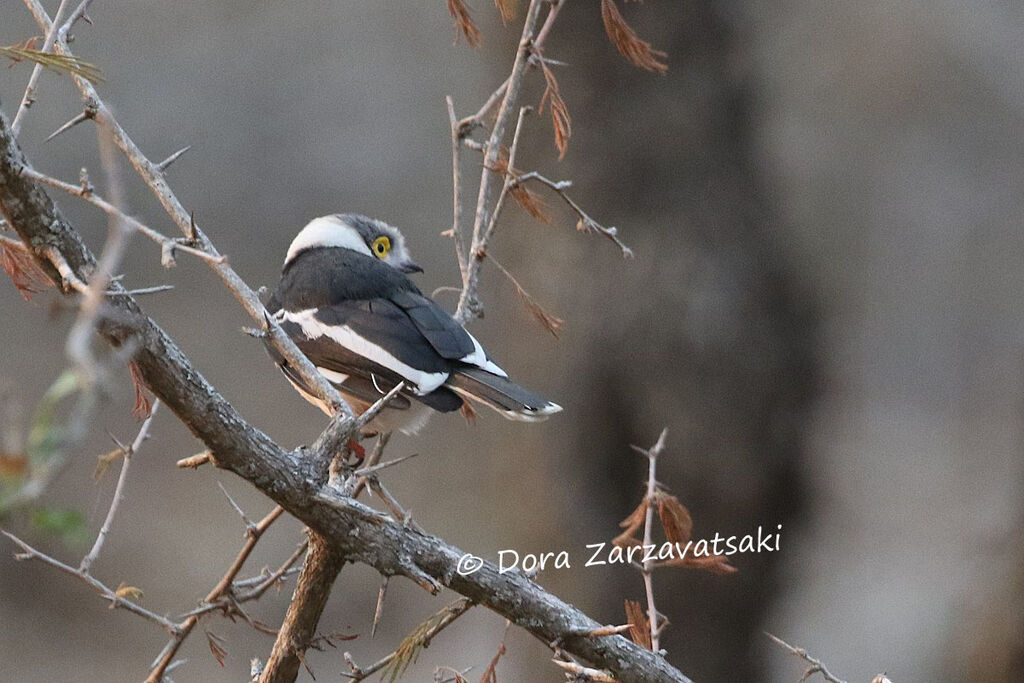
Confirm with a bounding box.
[264,213,562,437]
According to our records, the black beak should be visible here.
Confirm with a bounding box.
[399,260,424,274]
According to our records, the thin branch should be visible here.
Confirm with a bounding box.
[514,170,633,256]
[340,598,474,682]
[455,0,545,323]
[1,95,694,683]
[24,0,352,421]
[23,168,225,265]
[766,633,849,683]
[147,506,285,682]
[58,0,96,36]
[640,428,667,652]
[11,0,72,135]
[2,530,180,634]
[446,96,468,279]
[79,400,160,574]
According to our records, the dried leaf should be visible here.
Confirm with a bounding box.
[478,628,509,683]
[0,236,51,301]
[0,44,104,83]
[114,583,144,601]
[654,491,692,545]
[205,629,228,667]
[618,496,648,534]
[494,0,517,23]
[0,451,29,478]
[489,256,563,338]
[663,552,738,575]
[93,447,125,480]
[624,600,652,650]
[599,0,668,73]
[128,361,154,420]
[538,58,572,159]
[446,0,482,48]
[509,183,552,223]
[459,399,478,424]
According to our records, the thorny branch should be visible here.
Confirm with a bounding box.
[0,2,696,681]
[0,107,691,681]
[24,0,356,426]
[147,505,287,682]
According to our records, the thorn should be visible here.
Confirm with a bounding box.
[371,576,388,638]
[155,145,192,172]
[187,212,198,242]
[45,109,94,143]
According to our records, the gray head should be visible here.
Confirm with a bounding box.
[284,214,422,274]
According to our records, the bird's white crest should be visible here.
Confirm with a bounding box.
[284,215,372,267]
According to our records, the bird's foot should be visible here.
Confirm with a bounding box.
[347,439,366,461]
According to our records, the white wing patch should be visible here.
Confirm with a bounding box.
[282,308,449,395]
[460,331,509,377]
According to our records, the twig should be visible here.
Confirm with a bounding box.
[147,506,285,682]
[340,598,474,681]
[514,170,632,256]
[455,0,546,323]
[218,481,255,532]
[23,168,226,265]
[766,633,849,683]
[2,65,695,683]
[351,451,419,478]
[639,428,667,651]
[79,400,159,574]
[2,530,180,634]
[59,0,96,36]
[24,0,352,421]
[11,0,72,135]
[456,0,565,135]
[446,96,468,279]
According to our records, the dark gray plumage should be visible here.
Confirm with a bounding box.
[265,214,562,434]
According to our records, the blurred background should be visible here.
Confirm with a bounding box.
[2,1,1022,681]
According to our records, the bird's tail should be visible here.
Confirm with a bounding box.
[447,368,562,422]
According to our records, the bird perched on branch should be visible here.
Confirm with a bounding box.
[265,214,562,436]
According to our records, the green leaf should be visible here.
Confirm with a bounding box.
[29,505,88,546]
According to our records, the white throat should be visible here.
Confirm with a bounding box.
[284,215,372,267]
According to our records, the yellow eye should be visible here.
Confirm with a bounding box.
[372,236,391,258]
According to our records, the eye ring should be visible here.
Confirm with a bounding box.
[372,236,391,258]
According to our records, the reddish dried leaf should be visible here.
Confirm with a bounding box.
[479,640,506,683]
[509,183,552,224]
[206,630,228,667]
[624,600,652,650]
[4,36,40,66]
[460,399,478,424]
[447,0,482,47]
[489,256,564,338]
[0,451,29,477]
[494,0,517,23]
[618,495,648,535]
[538,58,572,159]
[654,491,693,545]
[0,236,51,301]
[128,361,154,420]
[611,530,641,550]
[600,0,668,73]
